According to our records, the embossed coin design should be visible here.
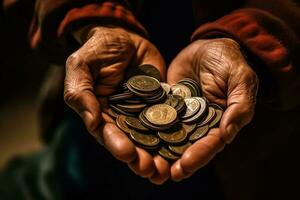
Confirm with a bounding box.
[145,104,177,126]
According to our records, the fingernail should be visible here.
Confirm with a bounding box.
[225,124,239,144]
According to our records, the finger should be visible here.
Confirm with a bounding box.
[220,71,258,143]
[149,155,170,185]
[180,128,225,174]
[100,123,137,163]
[64,54,101,133]
[128,147,156,178]
[170,159,191,182]
[133,41,166,81]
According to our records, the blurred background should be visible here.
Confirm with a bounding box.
[0,2,47,169]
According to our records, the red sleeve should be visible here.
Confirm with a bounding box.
[28,0,146,63]
[192,1,300,109]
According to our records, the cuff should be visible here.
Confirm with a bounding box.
[191,8,300,109]
[58,2,148,39]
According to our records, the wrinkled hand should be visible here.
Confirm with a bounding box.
[167,38,259,181]
[64,26,169,184]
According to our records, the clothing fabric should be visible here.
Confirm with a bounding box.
[2,0,300,199]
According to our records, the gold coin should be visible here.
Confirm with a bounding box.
[169,142,192,155]
[145,104,177,126]
[116,115,131,134]
[127,75,160,92]
[129,129,160,147]
[158,146,179,161]
[158,127,187,144]
[125,116,149,132]
[170,84,192,98]
[189,125,209,142]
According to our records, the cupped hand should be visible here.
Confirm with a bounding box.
[64,26,169,184]
[167,38,259,181]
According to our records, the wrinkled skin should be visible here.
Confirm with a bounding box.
[64,25,259,184]
[167,38,259,181]
[64,26,169,184]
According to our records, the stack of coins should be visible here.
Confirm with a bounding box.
[107,65,223,161]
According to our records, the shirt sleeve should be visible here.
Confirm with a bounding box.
[192,0,300,109]
[27,0,146,63]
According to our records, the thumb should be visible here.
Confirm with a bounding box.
[219,72,258,144]
[64,54,101,134]
[167,48,196,85]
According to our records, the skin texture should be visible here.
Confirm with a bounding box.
[64,25,259,184]
[64,26,169,182]
[167,38,259,181]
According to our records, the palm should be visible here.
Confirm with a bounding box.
[65,26,169,184]
[167,38,258,181]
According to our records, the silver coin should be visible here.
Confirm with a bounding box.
[170,84,192,98]
[160,82,171,94]
[181,97,201,119]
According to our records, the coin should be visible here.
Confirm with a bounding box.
[197,106,216,127]
[129,129,160,147]
[158,126,187,144]
[182,123,197,134]
[110,104,136,117]
[145,104,177,126]
[189,125,209,142]
[174,95,186,114]
[126,64,161,81]
[181,97,201,119]
[115,103,147,113]
[158,146,179,161]
[127,75,161,93]
[163,94,179,108]
[160,82,171,94]
[182,97,208,124]
[178,78,202,96]
[169,142,192,155]
[108,91,134,102]
[209,109,223,128]
[139,110,177,131]
[125,116,149,132]
[116,115,131,134]
[171,84,192,98]
[107,108,119,119]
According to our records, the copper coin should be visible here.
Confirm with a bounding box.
[170,83,192,98]
[129,129,160,147]
[116,115,131,134]
[125,116,149,132]
[145,104,177,126]
[127,75,161,93]
[189,125,209,142]
[158,146,179,161]
[158,126,187,144]
[168,142,192,155]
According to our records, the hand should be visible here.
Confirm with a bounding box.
[64,26,169,184]
[167,38,259,181]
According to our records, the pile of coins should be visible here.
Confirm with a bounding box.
[107,65,223,161]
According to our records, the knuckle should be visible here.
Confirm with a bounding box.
[66,53,81,68]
